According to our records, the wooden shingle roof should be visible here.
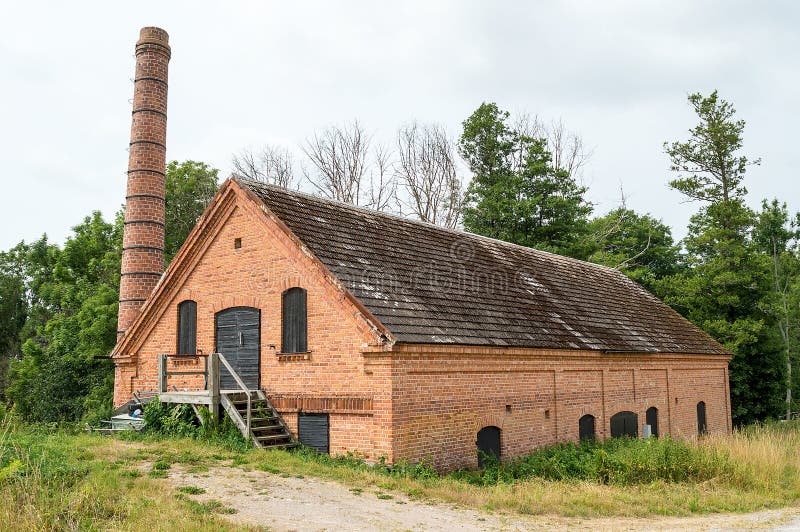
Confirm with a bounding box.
[241,179,728,354]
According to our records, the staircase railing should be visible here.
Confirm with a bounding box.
[216,353,253,435]
[156,352,274,442]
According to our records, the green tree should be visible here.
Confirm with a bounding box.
[753,199,800,419]
[164,160,220,262]
[587,208,682,292]
[7,212,122,422]
[4,160,220,422]
[659,91,781,424]
[458,103,592,258]
[0,244,29,399]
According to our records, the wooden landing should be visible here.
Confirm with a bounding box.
[158,390,213,405]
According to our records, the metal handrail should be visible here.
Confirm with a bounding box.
[217,353,253,435]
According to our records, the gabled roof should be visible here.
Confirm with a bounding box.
[240,178,729,355]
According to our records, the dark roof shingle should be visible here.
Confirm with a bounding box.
[241,179,728,355]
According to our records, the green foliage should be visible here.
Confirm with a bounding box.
[0,160,219,424]
[164,160,220,263]
[139,401,251,451]
[664,90,758,205]
[659,91,786,425]
[458,102,592,258]
[6,212,121,423]
[451,437,741,487]
[588,208,682,292]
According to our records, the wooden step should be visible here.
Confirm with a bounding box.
[256,432,292,441]
[251,424,283,433]
[260,442,297,450]
[248,416,277,423]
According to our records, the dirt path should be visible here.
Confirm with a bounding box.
[168,466,800,531]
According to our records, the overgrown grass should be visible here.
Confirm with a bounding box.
[241,422,800,517]
[4,413,800,526]
[0,418,248,530]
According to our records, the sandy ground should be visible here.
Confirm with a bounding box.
[166,465,800,531]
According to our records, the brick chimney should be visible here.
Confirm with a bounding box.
[118,27,171,340]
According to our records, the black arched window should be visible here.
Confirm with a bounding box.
[177,300,197,355]
[476,426,501,467]
[697,401,707,435]
[610,411,638,438]
[282,287,307,353]
[579,414,596,441]
[646,407,659,438]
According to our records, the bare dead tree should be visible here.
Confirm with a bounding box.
[232,145,295,188]
[367,143,396,212]
[301,121,396,211]
[512,113,592,178]
[395,122,464,229]
[302,121,369,205]
[546,118,592,178]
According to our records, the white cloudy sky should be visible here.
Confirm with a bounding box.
[1,1,797,251]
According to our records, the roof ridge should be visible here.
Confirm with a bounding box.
[234,177,618,275]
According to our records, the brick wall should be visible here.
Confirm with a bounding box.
[383,344,731,471]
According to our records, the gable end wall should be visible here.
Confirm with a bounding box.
[114,192,393,460]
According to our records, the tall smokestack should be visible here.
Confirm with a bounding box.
[118,27,171,340]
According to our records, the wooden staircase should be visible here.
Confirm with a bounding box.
[221,391,295,449]
[155,352,296,449]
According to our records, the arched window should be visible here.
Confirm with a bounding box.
[646,407,659,438]
[282,287,307,353]
[610,411,638,438]
[476,426,501,467]
[579,414,596,441]
[177,300,197,355]
[697,401,707,435]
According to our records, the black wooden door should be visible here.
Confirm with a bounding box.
[298,413,330,454]
[646,407,659,437]
[476,426,501,467]
[215,307,260,390]
[610,411,638,438]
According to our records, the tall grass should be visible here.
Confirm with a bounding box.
[0,418,244,530]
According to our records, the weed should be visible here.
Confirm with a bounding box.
[177,486,206,495]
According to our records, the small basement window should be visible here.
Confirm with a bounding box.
[234,238,242,249]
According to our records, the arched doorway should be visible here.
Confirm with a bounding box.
[215,306,261,390]
[610,411,638,438]
[646,407,659,438]
[579,414,596,441]
[476,426,501,468]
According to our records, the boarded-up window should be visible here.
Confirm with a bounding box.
[697,401,707,435]
[282,287,307,353]
[298,413,329,454]
[646,407,659,438]
[579,414,596,441]
[610,411,638,438]
[177,300,197,355]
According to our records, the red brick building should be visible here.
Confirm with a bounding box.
[112,28,731,471]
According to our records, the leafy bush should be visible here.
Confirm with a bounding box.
[137,400,250,451]
[451,437,741,486]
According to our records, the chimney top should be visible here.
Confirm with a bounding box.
[138,26,170,45]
